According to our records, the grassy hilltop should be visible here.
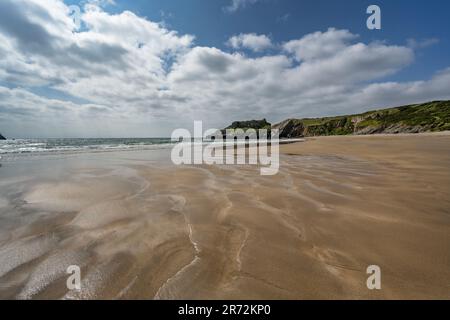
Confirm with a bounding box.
[225,119,272,131]
[273,100,450,138]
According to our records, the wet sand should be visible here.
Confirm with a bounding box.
[0,133,449,299]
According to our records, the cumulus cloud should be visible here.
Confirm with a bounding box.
[283,28,358,62]
[227,33,272,52]
[0,1,449,138]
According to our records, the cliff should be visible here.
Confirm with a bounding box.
[273,101,450,138]
[221,119,272,139]
[0,133,6,140]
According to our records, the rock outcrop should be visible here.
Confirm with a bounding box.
[272,119,305,138]
[221,119,272,138]
[0,133,6,140]
[225,119,271,131]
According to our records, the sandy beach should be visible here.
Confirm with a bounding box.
[0,133,449,300]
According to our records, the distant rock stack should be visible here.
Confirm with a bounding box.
[221,119,272,139]
[0,133,6,140]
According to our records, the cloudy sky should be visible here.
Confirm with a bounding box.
[0,0,449,138]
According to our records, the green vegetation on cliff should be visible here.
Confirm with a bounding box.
[273,100,450,138]
[225,119,271,131]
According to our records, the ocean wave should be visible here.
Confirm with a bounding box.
[0,138,175,155]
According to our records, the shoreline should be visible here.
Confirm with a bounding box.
[0,138,304,161]
[1,130,450,159]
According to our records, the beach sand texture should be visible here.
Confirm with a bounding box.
[0,133,449,299]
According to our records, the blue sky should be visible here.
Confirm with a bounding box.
[0,0,449,138]
[81,0,450,81]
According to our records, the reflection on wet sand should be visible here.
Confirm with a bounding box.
[0,133,449,299]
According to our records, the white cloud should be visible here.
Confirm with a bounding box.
[406,38,439,49]
[283,28,358,62]
[224,0,259,13]
[284,42,414,87]
[0,1,449,138]
[85,0,116,6]
[227,33,272,52]
[348,67,450,109]
[277,13,290,23]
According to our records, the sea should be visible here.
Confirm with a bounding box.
[0,138,174,155]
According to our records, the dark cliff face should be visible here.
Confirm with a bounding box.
[273,119,305,138]
[273,101,450,138]
[0,133,6,140]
